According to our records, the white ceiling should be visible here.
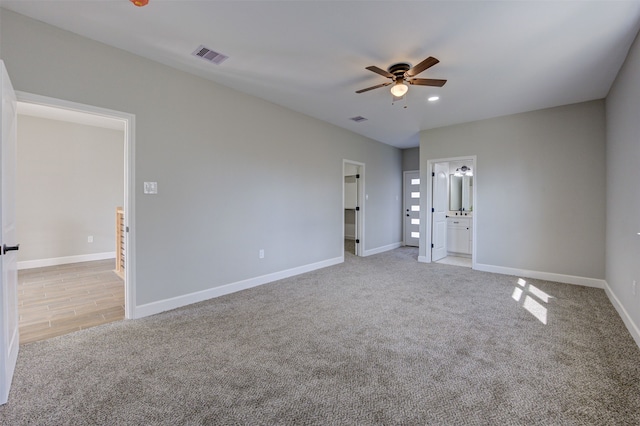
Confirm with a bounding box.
[3,1,640,148]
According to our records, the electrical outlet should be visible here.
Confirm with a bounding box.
[87,236,93,243]
[633,280,637,296]
[259,249,265,259]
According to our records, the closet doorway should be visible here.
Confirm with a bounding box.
[343,160,365,257]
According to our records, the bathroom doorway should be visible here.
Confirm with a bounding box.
[425,156,476,268]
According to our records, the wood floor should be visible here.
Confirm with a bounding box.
[17,259,124,345]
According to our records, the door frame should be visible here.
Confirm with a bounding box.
[423,155,477,267]
[16,91,136,319]
[402,170,419,246]
[343,159,365,257]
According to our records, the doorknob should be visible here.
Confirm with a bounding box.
[3,244,19,255]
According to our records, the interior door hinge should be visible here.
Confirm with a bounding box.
[432,172,435,177]
[126,226,130,233]
[355,239,360,244]
[431,208,434,213]
[356,174,360,179]
[355,206,360,211]
[431,243,434,248]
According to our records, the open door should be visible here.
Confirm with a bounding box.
[0,61,20,405]
[431,162,448,261]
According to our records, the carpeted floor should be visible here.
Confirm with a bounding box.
[1,247,639,425]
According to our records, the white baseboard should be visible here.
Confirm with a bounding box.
[603,281,640,349]
[474,263,605,288]
[18,252,116,270]
[418,255,430,263]
[134,255,344,319]
[363,242,402,257]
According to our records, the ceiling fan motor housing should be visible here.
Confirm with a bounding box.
[388,63,411,80]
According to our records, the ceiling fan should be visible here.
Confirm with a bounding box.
[355,56,447,97]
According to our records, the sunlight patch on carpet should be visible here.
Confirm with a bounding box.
[513,278,552,325]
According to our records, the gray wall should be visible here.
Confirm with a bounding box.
[606,30,640,332]
[16,114,124,262]
[402,147,419,171]
[1,10,402,307]
[420,100,606,279]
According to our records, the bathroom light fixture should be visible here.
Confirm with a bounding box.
[390,80,408,97]
[428,96,440,102]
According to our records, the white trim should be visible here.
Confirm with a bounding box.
[134,256,343,319]
[418,255,430,263]
[474,262,605,288]
[15,91,136,320]
[603,281,640,349]
[363,242,402,257]
[18,252,116,270]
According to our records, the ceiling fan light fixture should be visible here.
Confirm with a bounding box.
[390,81,408,97]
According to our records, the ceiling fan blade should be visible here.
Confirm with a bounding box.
[405,56,439,77]
[408,78,447,87]
[355,82,392,93]
[365,66,394,79]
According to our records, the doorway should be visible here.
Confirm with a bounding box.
[425,156,476,268]
[343,160,365,257]
[15,92,135,341]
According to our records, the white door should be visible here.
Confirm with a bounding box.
[403,171,420,246]
[0,61,19,405]
[432,163,448,261]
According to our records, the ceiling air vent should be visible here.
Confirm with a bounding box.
[192,45,229,65]
[350,116,368,123]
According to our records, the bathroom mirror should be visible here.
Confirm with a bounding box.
[449,175,473,211]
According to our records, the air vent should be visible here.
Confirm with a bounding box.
[350,116,368,123]
[192,45,229,65]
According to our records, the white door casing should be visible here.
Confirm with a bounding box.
[432,163,448,261]
[403,171,420,247]
[0,61,19,405]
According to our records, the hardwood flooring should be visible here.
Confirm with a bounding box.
[17,259,124,345]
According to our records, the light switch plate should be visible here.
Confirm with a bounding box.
[144,182,158,194]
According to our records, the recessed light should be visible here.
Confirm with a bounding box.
[428,96,440,102]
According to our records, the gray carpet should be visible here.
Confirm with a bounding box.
[2,247,640,425]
